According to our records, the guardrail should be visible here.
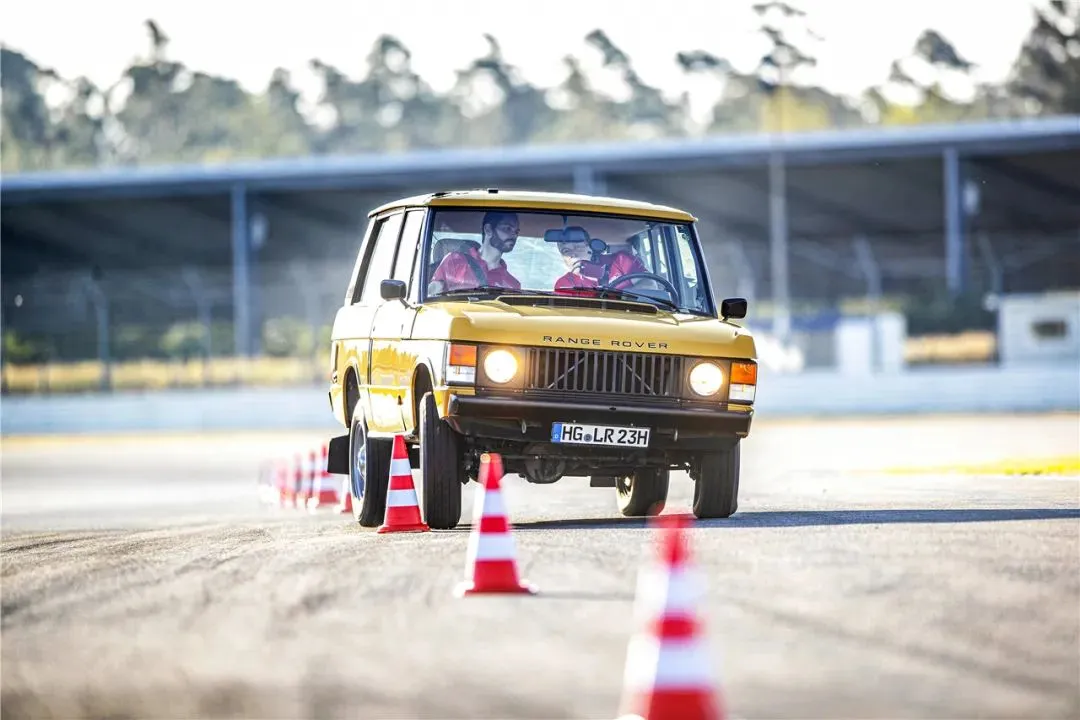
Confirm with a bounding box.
[2,364,1076,436]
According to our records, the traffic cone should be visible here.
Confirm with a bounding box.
[377,435,430,533]
[296,449,315,509]
[256,461,272,504]
[617,513,724,720]
[336,476,353,514]
[273,458,290,506]
[283,454,301,508]
[307,443,339,511]
[453,452,536,597]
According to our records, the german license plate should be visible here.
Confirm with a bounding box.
[551,422,650,448]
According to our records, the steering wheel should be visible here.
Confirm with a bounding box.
[602,272,680,304]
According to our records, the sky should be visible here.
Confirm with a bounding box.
[1,0,1040,113]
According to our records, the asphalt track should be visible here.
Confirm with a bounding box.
[3,413,1078,719]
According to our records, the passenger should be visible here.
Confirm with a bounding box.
[554,238,649,291]
[428,236,479,280]
[428,211,522,294]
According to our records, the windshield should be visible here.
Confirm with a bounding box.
[422,207,713,315]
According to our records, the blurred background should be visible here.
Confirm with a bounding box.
[1,0,1078,429]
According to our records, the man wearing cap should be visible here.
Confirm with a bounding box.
[428,211,522,294]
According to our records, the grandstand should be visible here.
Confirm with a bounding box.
[2,116,1078,392]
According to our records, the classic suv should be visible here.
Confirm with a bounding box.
[325,189,758,530]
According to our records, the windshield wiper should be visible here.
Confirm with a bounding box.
[432,286,560,299]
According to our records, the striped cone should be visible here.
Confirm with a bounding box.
[296,449,315,509]
[377,435,430,533]
[336,476,353,514]
[617,514,724,720]
[453,452,536,597]
[307,443,339,511]
[284,454,301,508]
[256,461,273,504]
[273,458,290,506]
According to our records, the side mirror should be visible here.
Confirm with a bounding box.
[720,297,747,320]
[380,279,407,302]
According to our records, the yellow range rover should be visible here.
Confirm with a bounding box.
[324,189,758,530]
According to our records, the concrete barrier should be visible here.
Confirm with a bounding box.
[1,386,340,436]
[754,363,1080,416]
[2,364,1077,436]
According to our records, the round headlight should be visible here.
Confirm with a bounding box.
[688,361,724,397]
[483,349,518,384]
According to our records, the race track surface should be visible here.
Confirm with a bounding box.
[3,413,1079,719]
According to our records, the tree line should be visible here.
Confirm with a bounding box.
[1,1,1077,173]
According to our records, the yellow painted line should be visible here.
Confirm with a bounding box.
[877,456,1080,477]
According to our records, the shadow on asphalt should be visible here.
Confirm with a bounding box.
[504,507,1080,530]
[531,589,636,602]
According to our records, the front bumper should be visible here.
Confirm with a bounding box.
[445,392,752,449]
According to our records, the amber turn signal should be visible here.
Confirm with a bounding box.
[730,361,757,385]
[449,344,478,367]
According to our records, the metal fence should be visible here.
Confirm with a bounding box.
[2,226,1076,394]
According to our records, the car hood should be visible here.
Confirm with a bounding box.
[412,298,756,359]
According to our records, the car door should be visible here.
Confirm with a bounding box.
[368,208,426,434]
[334,210,405,429]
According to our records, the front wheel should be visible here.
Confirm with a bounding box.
[692,442,741,519]
[349,403,391,527]
[616,467,670,516]
[418,392,464,529]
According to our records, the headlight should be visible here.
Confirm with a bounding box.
[688,361,724,397]
[483,349,518,384]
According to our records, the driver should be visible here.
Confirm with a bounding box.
[428,211,522,294]
[554,238,649,291]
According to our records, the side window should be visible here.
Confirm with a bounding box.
[392,210,425,285]
[359,212,404,303]
[639,227,669,277]
[409,235,425,303]
[652,228,670,277]
[344,220,376,305]
[675,227,699,288]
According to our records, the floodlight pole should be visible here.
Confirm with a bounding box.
[573,165,605,196]
[766,48,792,346]
[942,147,967,297]
[768,149,791,344]
[231,184,252,358]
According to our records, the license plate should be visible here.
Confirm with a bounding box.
[551,422,650,448]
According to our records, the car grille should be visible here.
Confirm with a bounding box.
[525,348,683,397]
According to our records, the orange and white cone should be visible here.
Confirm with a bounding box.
[377,435,430,533]
[617,513,724,720]
[336,476,353,515]
[256,461,273,504]
[296,449,316,509]
[273,458,290,507]
[307,443,339,511]
[454,452,536,597]
[283,454,301,508]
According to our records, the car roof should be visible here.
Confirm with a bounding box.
[367,189,698,223]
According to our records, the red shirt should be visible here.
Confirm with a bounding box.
[432,246,521,292]
[555,251,647,290]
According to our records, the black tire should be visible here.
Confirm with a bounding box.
[692,442,741,519]
[616,467,670,516]
[418,391,464,529]
[348,402,391,527]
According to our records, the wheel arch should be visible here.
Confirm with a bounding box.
[343,364,361,424]
[408,361,436,436]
